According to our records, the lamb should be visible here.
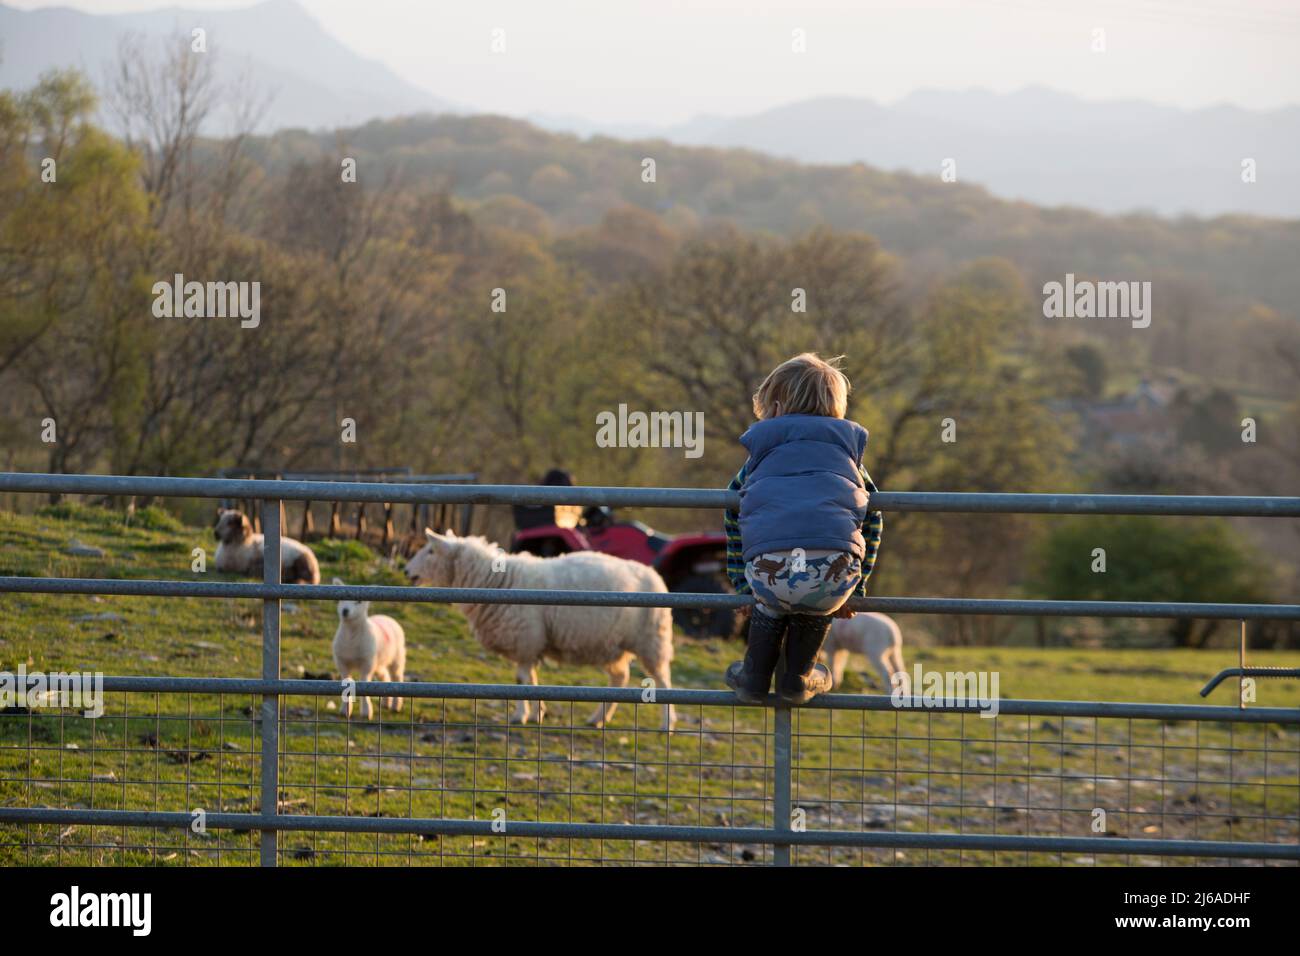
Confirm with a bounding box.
[821,612,910,695]
[405,529,676,731]
[213,508,320,584]
[330,578,407,719]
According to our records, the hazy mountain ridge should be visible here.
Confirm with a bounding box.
[536,87,1300,218]
[0,0,453,132]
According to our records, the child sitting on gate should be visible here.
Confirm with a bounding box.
[723,353,884,704]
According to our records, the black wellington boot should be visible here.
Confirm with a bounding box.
[776,614,834,705]
[725,611,788,704]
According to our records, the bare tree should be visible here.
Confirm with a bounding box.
[105,31,217,223]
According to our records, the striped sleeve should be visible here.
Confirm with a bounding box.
[855,466,884,597]
[723,462,750,594]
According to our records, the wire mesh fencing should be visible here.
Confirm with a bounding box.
[2,681,1296,866]
[785,703,1299,866]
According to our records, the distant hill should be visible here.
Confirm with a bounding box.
[0,0,453,133]
[240,112,1300,313]
[535,88,1300,219]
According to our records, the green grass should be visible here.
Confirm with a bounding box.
[0,505,1296,866]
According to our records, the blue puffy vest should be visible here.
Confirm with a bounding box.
[737,415,870,561]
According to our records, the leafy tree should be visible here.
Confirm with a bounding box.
[1172,386,1241,456]
[1064,343,1107,399]
[876,259,1072,644]
[0,71,152,485]
[1030,515,1270,647]
[608,227,908,458]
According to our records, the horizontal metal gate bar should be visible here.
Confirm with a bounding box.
[1,808,1293,861]
[46,675,1300,723]
[3,577,1298,621]
[3,472,1299,516]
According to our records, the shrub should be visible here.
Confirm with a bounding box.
[1030,516,1270,647]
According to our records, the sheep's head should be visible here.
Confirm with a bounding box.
[214,508,252,544]
[332,577,370,623]
[406,528,457,586]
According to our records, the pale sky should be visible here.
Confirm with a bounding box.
[11,0,1300,122]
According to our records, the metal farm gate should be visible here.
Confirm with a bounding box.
[0,473,1297,866]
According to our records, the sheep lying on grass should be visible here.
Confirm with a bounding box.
[213,508,320,584]
[331,578,407,719]
[406,529,676,731]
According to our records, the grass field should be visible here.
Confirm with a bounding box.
[1,505,1297,866]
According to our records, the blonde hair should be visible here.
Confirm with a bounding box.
[752,353,850,420]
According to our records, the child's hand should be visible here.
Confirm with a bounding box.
[832,607,856,619]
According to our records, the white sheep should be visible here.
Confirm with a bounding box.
[213,508,321,584]
[331,578,407,719]
[405,529,676,731]
[821,612,909,694]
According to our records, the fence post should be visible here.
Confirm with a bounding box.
[300,501,314,541]
[260,499,282,866]
[772,707,792,866]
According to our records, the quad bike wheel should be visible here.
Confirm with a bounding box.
[671,573,742,639]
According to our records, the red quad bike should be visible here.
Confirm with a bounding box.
[511,502,740,639]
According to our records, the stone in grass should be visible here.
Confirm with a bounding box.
[65,539,106,558]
